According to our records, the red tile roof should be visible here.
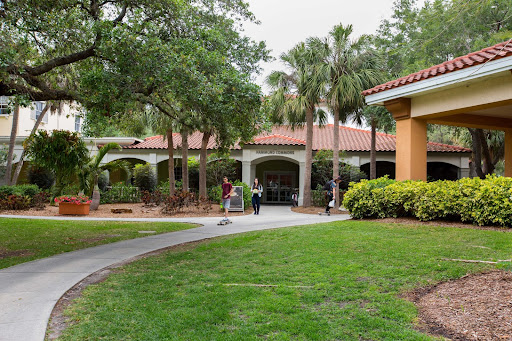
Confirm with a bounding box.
[124,125,470,153]
[363,40,512,96]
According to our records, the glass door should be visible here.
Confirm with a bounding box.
[265,173,294,203]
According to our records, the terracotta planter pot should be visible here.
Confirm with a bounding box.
[58,202,90,215]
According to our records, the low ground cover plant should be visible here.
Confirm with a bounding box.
[343,175,512,227]
[0,218,195,269]
[54,220,512,340]
[0,184,48,210]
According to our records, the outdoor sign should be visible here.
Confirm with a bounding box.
[228,186,244,212]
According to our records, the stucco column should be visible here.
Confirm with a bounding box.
[505,128,512,178]
[395,118,427,181]
[242,161,251,186]
[298,162,305,206]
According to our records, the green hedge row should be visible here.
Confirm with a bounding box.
[342,175,512,227]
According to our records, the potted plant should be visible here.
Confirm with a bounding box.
[54,195,92,215]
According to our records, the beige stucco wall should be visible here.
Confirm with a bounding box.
[0,102,80,137]
[411,72,512,118]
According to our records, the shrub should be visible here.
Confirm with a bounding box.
[312,184,326,207]
[162,191,195,215]
[208,185,222,203]
[97,171,109,192]
[343,175,512,227]
[133,163,157,192]
[206,153,239,187]
[0,195,32,210]
[100,183,140,204]
[28,166,54,190]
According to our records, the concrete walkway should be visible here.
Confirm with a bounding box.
[0,206,350,341]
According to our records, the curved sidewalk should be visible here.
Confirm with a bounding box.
[0,206,350,341]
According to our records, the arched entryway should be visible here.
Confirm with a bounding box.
[360,161,396,179]
[109,158,147,184]
[427,162,460,181]
[255,158,299,204]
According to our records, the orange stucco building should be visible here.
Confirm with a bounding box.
[363,41,512,179]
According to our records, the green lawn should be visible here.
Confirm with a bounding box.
[0,218,195,269]
[56,220,512,340]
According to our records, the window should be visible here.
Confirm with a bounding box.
[75,115,81,132]
[0,96,10,116]
[35,102,44,120]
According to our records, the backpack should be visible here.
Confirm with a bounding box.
[323,180,333,191]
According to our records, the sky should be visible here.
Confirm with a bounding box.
[242,0,401,94]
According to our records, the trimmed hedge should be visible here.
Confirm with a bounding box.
[343,175,512,227]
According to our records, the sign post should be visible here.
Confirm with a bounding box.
[228,186,244,212]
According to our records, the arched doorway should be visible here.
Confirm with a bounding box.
[427,162,460,181]
[255,158,299,204]
[360,161,396,179]
[109,158,147,184]
[157,159,182,184]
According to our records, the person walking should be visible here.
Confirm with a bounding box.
[221,176,234,222]
[251,178,263,215]
[324,176,342,214]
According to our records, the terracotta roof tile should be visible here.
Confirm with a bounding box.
[124,126,470,153]
[363,40,512,96]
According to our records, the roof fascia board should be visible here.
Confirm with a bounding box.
[365,55,512,105]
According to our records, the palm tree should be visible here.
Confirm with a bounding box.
[316,24,385,199]
[79,142,131,209]
[267,42,325,207]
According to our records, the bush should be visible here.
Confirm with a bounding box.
[133,163,157,192]
[0,195,32,210]
[312,184,326,207]
[28,166,54,190]
[100,183,141,204]
[343,175,512,227]
[97,171,109,192]
[0,184,42,198]
[206,153,239,187]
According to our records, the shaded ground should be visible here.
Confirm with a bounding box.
[291,206,349,215]
[0,203,253,218]
[407,270,512,340]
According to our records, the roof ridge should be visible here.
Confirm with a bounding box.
[363,40,512,96]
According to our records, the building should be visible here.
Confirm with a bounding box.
[0,98,82,137]
[95,125,470,205]
[363,40,512,180]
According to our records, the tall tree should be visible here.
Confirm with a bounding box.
[267,41,325,207]
[315,24,385,202]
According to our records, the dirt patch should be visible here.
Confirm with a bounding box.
[406,270,512,340]
[0,248,35,259]
[1,203,253,218]
[291,206,349,215]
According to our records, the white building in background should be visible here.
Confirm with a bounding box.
[0,97,82,137]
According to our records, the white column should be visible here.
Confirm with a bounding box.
[242,161,251,186]
[250,164,256,183]
[298,162,305,206]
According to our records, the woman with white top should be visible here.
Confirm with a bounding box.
[251,178,263,215]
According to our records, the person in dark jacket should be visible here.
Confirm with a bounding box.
[251,178,263,215]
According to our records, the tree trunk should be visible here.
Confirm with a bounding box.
[199,131,211,198]
[167,127,175,196]
[12,103,50,185]
[5,105,20,185]
[332,107,340,209]
[370,115,377,180]
[303,107,314,207]
[468,128,485,179]
[181,129,189,192]
[477,129,495,175]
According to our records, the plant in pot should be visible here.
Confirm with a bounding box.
[54,195,92,215]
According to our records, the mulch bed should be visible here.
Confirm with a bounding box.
[0,203,254,218]
[406,270,512,340]
[291,206,349,215]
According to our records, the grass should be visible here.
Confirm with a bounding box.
[0,218,195,269]
[57,220,512,340]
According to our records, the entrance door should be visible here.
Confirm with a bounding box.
[265,173,294,203]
